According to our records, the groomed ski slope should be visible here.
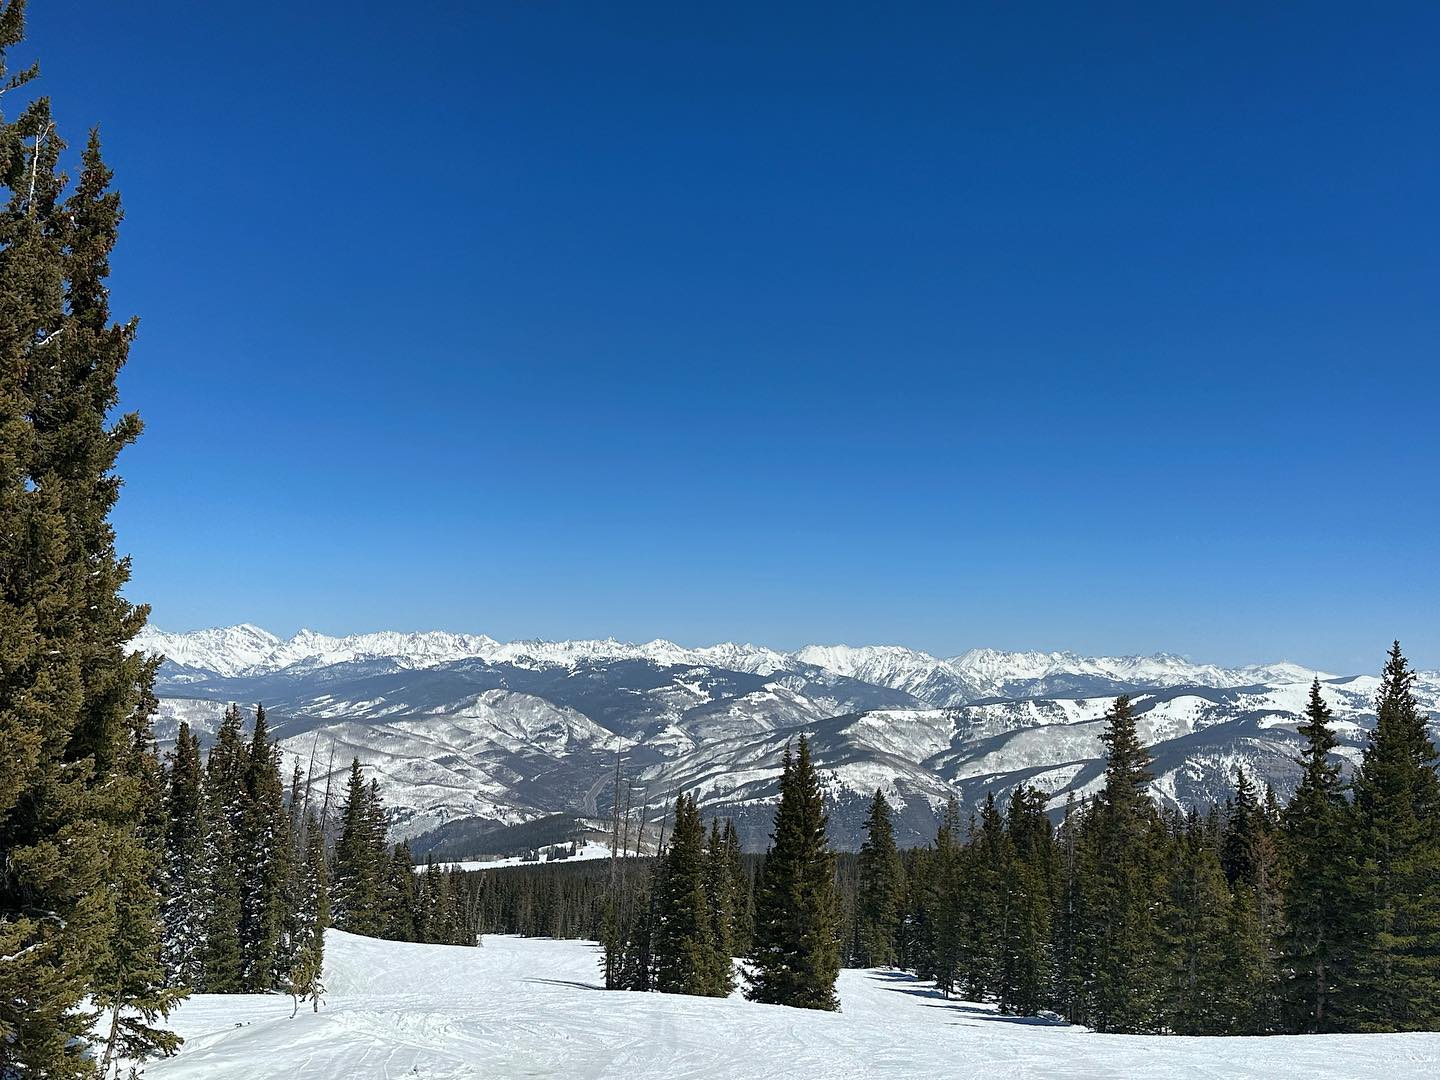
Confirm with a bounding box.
[133,930,1440,1079]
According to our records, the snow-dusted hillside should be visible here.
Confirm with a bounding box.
[123,930,1440,1079]
[137,625,1439,850]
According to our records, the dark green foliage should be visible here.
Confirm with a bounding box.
[382,842,419,942]
[237,705,290,991]
[1218,768,1282,1030]
[1161,811,1242,1034]
[852,789,905,968]
[958,798,1007,998]
[1070,696,1166,1032]
[925,796,964,994]
[721,819,752,957]
[747,736,841,1010]
[162,723,208,988]
[0,6,179,1065]
[703,819,736,965]
[1280,679,1357,1032]
[998,786,1056,1016]
[333,759,385,936]
[1347,643,1440,1030]
[200,804,245,992]
[286,807,329,1013]
[652,794,731,996]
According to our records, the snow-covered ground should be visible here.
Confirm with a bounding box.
[426,840,614,872]
[129,930,1439,1079]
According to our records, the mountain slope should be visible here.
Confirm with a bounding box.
[138,625,1435,850]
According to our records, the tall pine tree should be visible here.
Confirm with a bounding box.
[747,736,841,1010]
[652,794,730,996]
[1072,696,1165,1032]
[1279,679,1356,1032]
[0,5,179,1068]
[1347,642,1440,1030]
[852,789,905,968]
[161,723,207,988]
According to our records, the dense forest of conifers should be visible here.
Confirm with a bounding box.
[472,647,1440,1036]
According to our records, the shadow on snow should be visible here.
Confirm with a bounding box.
[865,970,1069,1027]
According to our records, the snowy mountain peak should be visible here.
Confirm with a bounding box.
[134,624,1330,706]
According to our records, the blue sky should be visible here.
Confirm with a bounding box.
[30,2,1439,672]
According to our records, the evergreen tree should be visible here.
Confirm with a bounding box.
[382,842,418,941]
[1220,768,1261,888]
[332,759,385,936]
[1072,696,1165,1032]
[928,795,964,995]
[1162,811,1238,1034]
[1218,767,1282,1030]
[703,819,737,967]
[852,789,905,968]
[161,722,207,988]
[200,804,244,993]
[997,786,1056,1016]
[94,721,181,1072]
[287,808,329,1014]
[747,736,841,1010]
[721,819,752,957]
[1051,792,1083,1022]
[237,705,289,990]
[1347,642,1440,1030]
[652,794,730,996]
[0,10,179,1065]
[616,860,655,992]
[1280,679,1356,1032]
[198,707,247,992]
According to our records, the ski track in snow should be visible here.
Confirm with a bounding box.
[129,931,1440,1079]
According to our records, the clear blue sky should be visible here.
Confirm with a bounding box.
[30,2,1440,672]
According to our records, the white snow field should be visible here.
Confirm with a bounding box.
[131,930,1440,1080]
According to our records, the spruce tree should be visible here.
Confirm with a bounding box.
[703,818,737,968]
[237,705,289,990]
[852,789,905,968]
[1051,791,1083,1022]
[333,759,385,936]
[161,723,207,988]
[1162,811,1237,1034]
[960,796,1007,999]
[928,795,964,995]
[1218,767,1282,1029]
[747,736,841,1010]
[200,806,244,993]
[652,794,730,996]
[1347,642,1440,1030]
[1279,679,1356,1032]
[721,819,752,957]
[382,842,418,941]
[287,808,329,1015]
[997,786,1056,1016]
[0,6,178,1066]
[1072,696,1165,1032]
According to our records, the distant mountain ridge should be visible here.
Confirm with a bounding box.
[134,624,1324,704]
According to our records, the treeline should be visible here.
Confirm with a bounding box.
[853,644,1439,1035]
[163,706,484,1007]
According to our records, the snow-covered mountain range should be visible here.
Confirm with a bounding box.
[134,625,1323,702]
[135,625,1438,852]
